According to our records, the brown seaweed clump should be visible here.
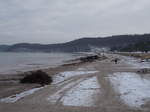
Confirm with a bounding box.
[20,70,52,85]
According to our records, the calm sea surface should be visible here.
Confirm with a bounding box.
[0,52,78,74]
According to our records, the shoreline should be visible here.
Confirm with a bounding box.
[0,57,90,98]
[0,53,150,112]
[0,53,149,99]
[0,52,80,75]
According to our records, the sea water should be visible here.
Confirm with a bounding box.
[0,52,77,74]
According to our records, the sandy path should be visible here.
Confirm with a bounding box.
[0,54,150,112]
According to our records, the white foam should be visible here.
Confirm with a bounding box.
[61,76,101,107]
[109,72,150,107]
[0,87,43,103]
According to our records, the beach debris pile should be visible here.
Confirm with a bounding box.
[65,55,107,66]
[20,70,52,86]
[79,55,107,62]
[80,55,99,62]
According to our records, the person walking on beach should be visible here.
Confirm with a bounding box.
[114,58,118,64]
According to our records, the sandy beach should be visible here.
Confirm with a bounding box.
[0,53,150,112]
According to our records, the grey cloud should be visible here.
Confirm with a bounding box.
[0,0,150,44]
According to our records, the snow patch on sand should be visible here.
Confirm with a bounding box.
[121,56,150,68]
[48,76,101,107]
[47,79,83,104]
[53,70,98,84]
[109,72,150,107]
[0,87,43,103]
[61,76,101,107]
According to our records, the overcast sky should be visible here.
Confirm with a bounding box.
[0,0,150,44]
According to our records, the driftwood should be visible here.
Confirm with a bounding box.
[80,55,99,62]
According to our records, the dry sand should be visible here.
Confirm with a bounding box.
[0,54,150,112]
